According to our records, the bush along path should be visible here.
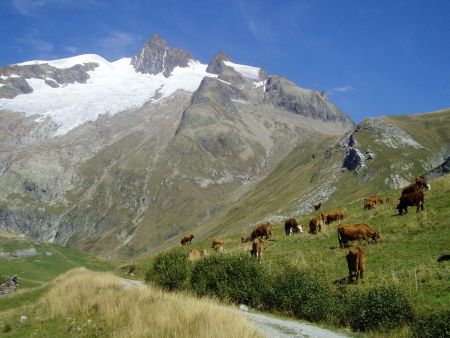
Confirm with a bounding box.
[144,248,450,337]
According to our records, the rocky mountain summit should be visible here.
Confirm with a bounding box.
[131,34,193,77]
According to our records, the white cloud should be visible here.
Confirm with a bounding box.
[63,46,79,54]
[330,85,355,93]
[12,0,102,16]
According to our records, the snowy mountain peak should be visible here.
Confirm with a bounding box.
[130,34,194,77]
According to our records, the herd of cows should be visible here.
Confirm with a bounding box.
[180,176,431,284]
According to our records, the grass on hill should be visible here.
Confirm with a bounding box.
[0,236,117,312]
[0,268,262,338]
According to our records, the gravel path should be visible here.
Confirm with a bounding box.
[243,311,349,338]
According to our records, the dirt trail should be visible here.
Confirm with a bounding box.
[243,311,349,338]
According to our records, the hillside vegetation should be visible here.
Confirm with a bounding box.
[0,235,117,312]
[141,174,450,336]
[0,268,261,338]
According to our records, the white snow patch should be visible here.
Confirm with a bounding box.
[217,78,231,85]
[0,75,8,80]
[253,80,265,88]
[223,61,260,79]
[232,99,249,105]
[18,54,110,69]
[0,56,216,136]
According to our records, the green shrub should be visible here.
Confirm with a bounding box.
[266,266,333,322]
[412,310,450,338]
[145,249,190,291]
[346,286,413,332]
[190,253,269,307]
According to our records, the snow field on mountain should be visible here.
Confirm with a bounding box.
[223,60,260,79]
[0,56,215,136]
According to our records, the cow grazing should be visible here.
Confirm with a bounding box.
[285,218,302,236]
[321,211,345,224]
[211,238,224,252]
[337,223,380,248]
[309,215,323,234]
[241,223,272,243]
[364,195,383,210]
[397,190,424,215]
[250,238,265,261]
[346,247,366,283]
[314,203,322,211]
[188,248,208,261]
[180,234,194,245]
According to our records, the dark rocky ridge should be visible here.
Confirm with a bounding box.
[0,62,98,99]
[263,76,354,128]
[206,51,232,74]
[131,34,194,77]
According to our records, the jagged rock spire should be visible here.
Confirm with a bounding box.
[131,34,194,77]
[206,51,231,74]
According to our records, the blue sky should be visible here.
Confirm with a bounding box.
[0,0,449,122]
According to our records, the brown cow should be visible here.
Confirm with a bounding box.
[309,215,323,234]
[321,211,345,224]
[397,190,424,215]
[188,248,208,261]
[180,234,194,245]
[346,246,366,283]
[241,223,272,243]
[211,237,224,248]
[337,223,380,248]
[314,203,322,211]
[211,238,224,252]
[364,195,383,210]
[285,218,303,236]
[250,238,265,261]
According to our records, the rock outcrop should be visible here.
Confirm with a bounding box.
[0,62,98,99]
[131,34,193,77]
[263,76,354,129]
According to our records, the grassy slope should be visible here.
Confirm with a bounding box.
[0,236,117,312]
[172,110,450,240]
[156,174,450,315]
[0,268,262,338]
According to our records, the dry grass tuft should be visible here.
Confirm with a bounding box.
[39,268,262,338]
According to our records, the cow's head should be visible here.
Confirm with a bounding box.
[297,225,304,233]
